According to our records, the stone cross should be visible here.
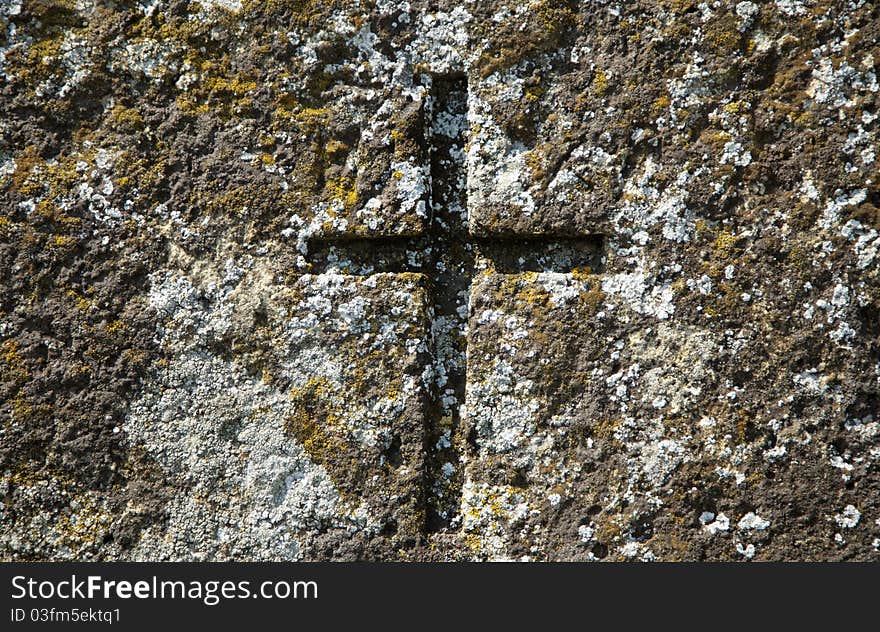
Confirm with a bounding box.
[308,76,604,530]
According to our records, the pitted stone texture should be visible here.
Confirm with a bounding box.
[466,67,616,237]
[464,2,611,237]
[460,271,608,560]
[3,0,880,562]
[125,255,432,560]
[304,84,431,242]
[462,264,880,561]
[284,271,432,558]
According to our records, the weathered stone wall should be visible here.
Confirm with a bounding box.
[1,0,878,561]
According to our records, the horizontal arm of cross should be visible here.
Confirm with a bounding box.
[307,234,605,276]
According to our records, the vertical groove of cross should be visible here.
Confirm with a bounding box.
[423,74,471,531]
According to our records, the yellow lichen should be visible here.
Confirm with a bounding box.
[593,69,610,96]
[712,229,738,260]
[325,140,350,162]
[323,175,358,209]
[53,491,114,554]
[175,57,258,118]
[285,377,345,468]
[106,319,125,335]
[66,289,94,312]
[652,94,671,114]
[108,105,145,132]
[1,340,29,384]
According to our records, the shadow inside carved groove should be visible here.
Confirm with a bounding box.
[307,236,430,275]
[476,235,605,274]
[306,234,605,275]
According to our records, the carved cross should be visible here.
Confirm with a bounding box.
[308,76,604,529]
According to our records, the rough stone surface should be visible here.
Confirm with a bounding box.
[2,0,879,561]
